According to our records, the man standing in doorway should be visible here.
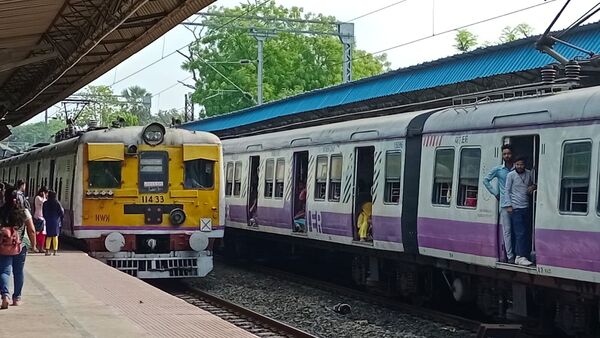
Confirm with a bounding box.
[483,144,515,263]
[505,156,536,266]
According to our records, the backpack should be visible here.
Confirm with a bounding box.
[0,206,24,256]
[0,226,21,256]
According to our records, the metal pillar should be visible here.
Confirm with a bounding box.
[338,22,354,83]
[256,35,265,105]
[184,93,194,122]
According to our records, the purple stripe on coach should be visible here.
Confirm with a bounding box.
[536,228,600,273]
[417,217,497,257]
[255,205,292,229]
[228,204,247,223]
[317,211,353,237]
[372,215,402,243]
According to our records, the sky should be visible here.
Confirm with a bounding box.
[28,0,600,124]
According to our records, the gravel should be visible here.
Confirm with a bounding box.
[187,263,475,338]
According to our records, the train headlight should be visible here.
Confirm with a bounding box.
[169,208,186,226]
[142,122,165,146]
[105,232,125,253]
[189,232,209,251]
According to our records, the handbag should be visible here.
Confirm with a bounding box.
[0,226,21,256]
[33,218,44,232]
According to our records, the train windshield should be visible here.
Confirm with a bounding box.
[88,161,121,188]
[139,151,168,193]
[184,159,214,189]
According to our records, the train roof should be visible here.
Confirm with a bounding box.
[222,110,426,154]
[0,125,220,164]
[423,85,600,134]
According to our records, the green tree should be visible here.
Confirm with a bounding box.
[76,85,119,127]
[454,29,478,52]
[182,1,390,116]
[155,108,184,126]
[121,85,152,124]
[499,23,534,43]
[6,120,65,148]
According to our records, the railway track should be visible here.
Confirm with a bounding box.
[173,285,318,338]
[215,258,526,338]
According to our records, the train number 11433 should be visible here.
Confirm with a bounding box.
[140,195,165,203]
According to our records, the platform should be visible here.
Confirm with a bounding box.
[1,250,257,338]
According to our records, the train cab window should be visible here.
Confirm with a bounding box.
[88,161,121,188]
[315,156,328,200]
[457,148,481,208]
[184,159,214,189]
[233,161,242,196]
[225,162,233,196]
[139,152,168,193]
[328,155,342,202]
[384,152,402,204]
[560,141,591,213]
[432,148,455,205]
[264,159,274,198]
[275,159,285,198]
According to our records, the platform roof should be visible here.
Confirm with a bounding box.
[0,0,215,139]
[183,21,600,139]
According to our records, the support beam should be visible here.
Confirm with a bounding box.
[0,52,60,73]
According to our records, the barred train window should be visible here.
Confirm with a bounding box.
[225,162,233,196]
[432,148,455,205]
[560,141,591,213]
[328,155,342,202]
[384,152,402,204]
[264,159,274,198]
[315,156,328,200]
[233,162,242,196]
[274,159,285,198]
[184,159,214,189]
[88,161,121,188]
[457,148,481,208]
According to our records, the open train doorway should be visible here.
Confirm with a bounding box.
[292,151,308,232]
[247,156,260,227]
[353,146,374,242]
[501,135,539,265]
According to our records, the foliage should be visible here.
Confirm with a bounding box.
[182,1,390,117]
[499,23,534,43]
[5,120,65,150]
[121,85,152,124]
[155,108,184,126]
[454,29,478,52]
[75,85,142,127]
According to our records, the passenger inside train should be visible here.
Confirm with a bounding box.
[293,182,307,232]
[354,146,374,242]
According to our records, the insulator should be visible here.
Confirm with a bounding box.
[541,65,557,83]
[564,60,581,81]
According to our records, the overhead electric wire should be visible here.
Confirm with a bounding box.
[347,0,409,22]
[334,0,558,66]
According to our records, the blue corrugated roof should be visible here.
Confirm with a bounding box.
[183,22,600,132]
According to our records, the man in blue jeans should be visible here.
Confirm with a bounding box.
[505,157,536,266]
[483,144,515,263]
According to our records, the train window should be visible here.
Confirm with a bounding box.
[88,161,121,188]
[264,159,274,198]
[432,148,455,206]
[184,159,214,189]
[225,162,233,196]
[139,152,168,193]
[328,155,342,202]
[315,156,328,200]
[457,148,481,208]
[560,141,591,213]
[275,159,285,198]
[233,161,242,196]
[384,152,402,204]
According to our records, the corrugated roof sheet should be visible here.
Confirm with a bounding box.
[183,21,600,132]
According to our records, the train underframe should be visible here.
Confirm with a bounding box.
[224,227,600,337]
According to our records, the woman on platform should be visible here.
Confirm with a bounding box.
[33,186,48,253]
[42,191,63,256]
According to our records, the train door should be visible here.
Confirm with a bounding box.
[353,146,374,241]
[292,151,308,232]
[49,159,56,190]
[247,156,260,226]
[25,163,30,196]
[502,135,539,263]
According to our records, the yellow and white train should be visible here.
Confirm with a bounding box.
[0,122,224,278]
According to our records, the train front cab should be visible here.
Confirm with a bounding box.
[78,125,223,278]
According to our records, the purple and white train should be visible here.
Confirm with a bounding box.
[221,83,600,335]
